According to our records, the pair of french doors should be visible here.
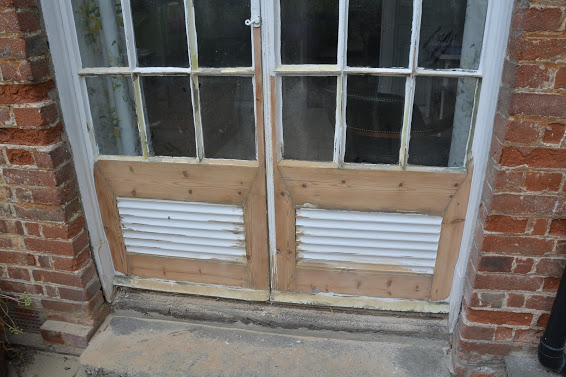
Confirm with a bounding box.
[72,0,483,306]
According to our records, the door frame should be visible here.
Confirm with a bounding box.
[42,0,514,317]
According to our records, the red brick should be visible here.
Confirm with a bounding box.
[518,37,566,62]
[0,81,54,104]
[0,34,44,59]
[537,314,550,328]
[526,294,555,311]
[536,258,566,277]
[474,274,543,292]
[494,170,524,192]
[41,293,102,315]
[466,308,533,326]
[504,120,541,143]
[51,248,91,272]
[0,250,35,265]
[543,123,566,144]
[460,324,496,341]
[506,293,525,308]
[500,146,566,169]
[468,292,505,309]
[514,329,542,344]
[14,205,66,222]
[59,280,101,302]
[557,241,566,255]
[0,10,40,33]
[41,216,84,240]
[12,104,58,128]
[513,257,535,274]
[543,277,561,292]
[23,222,40,236]
[523,7,564,32]
[550,219,566,236]
[26,184,78,206]
[495,327,513,342]
[482,235,554,256]
[478,256,514,273]
[555,68,566,90]
[490,194,566,216]
[524,172,562,192]
[0,280,41,294]
[3,168,57,187]
[458,338,520,356]
[485,215,528,233]
[32,267,93,288]
[514,65,552,89]
[531,218,550,236]
[7,266,29,280]
[0,124,62,146]
[0,59,48,82]
[40,329,64,345]
[24,230,89,256]
[33,143,71,169]
[5,148,34,165]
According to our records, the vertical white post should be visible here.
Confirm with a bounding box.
[334,0,348,165]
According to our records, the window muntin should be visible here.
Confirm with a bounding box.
[278,0,488,169]
[71,0,258,161]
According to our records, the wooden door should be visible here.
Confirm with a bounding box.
[67,0,269,297]
[266,0,481,304]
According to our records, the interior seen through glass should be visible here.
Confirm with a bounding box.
[282,76,336,161]
[141,76,196,158]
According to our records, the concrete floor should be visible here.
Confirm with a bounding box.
[6,350,85,377]
[80,315,452,377]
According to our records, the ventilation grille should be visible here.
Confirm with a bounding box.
[117,198,246,262]
[296,208,443,274]
[6,301,45,334]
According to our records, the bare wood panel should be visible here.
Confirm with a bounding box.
[128,253,249,288]
[430,164,474,301]
[244,27,269,291]
[298,261,431,275]
[296,265,432,300]
[93,164,128,274]
[270,77,297,292]
[280,165,466,215]
[97,160,257,204]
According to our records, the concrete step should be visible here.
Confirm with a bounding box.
[110,288,449,340]
[505,353,558,377]
[80,315,452,377]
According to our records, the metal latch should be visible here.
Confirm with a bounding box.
[245,16,261,27]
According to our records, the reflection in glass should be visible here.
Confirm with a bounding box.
[85,76,140,156]
[72,0,128,67]
[200,77,256,160]
[131,0,189,67]
[348,0,412,68]
[141,76,196,157]
[419,0,488,70]
[194,0,252,67]
[282,76,336,161]
[345,76,406,165]
[408,77,478,167]
[280,0,339,65]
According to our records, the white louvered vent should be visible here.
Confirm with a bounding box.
[296,208,443,274]
[117,198,246,262]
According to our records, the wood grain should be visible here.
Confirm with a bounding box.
[430,164,474,301]
[280,165,466,215]
[93,163,128,274]
[244,27,270,290]
[97,160,257,204]
[128,253,249,288]
[296,265,432,300]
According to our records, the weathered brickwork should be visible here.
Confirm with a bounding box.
[453,0,566,375]
[0,0,105,352]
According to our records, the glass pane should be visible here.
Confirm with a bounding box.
[131,0,189,67]
[345,75,406,165]
[194,0,252,67]
[419,0,488,70]
[280,0,339,65]
[200,77,256,160]
[72,0,128,67]
[141,76,196,158]
[85,76,141,156]
[408,77,478,167]
[282,76,336,161]
[348,0,412,68]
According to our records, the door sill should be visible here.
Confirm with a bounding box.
[271,291,449,314]
[114,276,270,302]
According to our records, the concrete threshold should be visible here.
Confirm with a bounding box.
[81,315,452,377]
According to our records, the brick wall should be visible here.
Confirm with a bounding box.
[0,0,106,353]
[453,0,566,375]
